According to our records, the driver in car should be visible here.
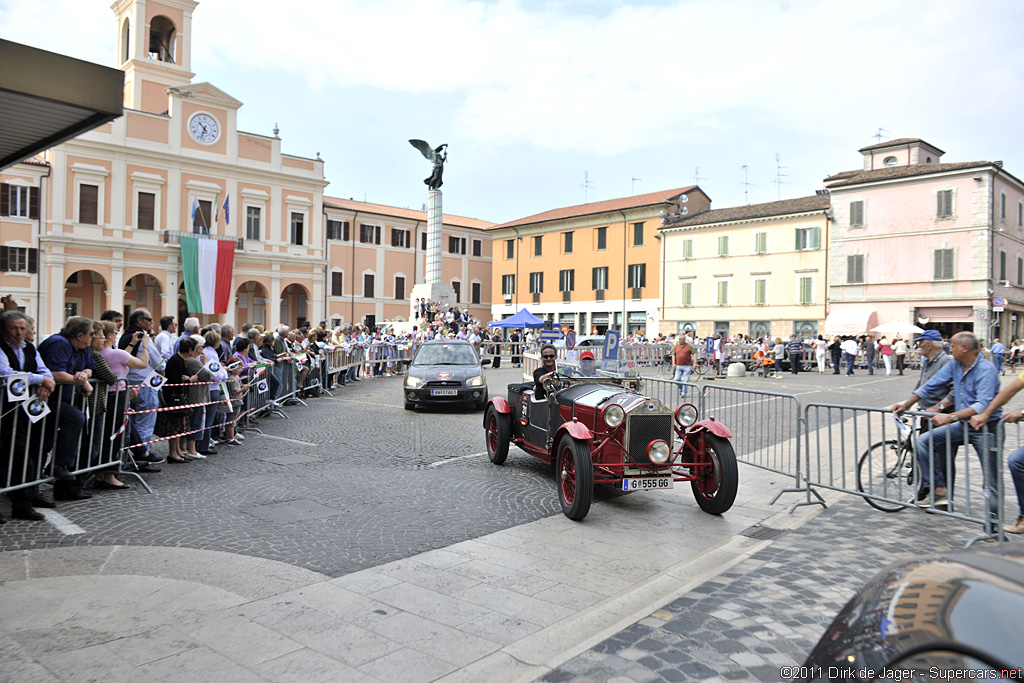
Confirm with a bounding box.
[578,350,597,376]
[534,343,558,399]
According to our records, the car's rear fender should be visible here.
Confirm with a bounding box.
[483,396,512,427]
[689,418,733,439]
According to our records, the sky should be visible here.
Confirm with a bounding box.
[2,0,1023,224]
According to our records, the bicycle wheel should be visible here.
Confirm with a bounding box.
[692,360,707,379]
[661,358,675,379]
[856,440,912,512]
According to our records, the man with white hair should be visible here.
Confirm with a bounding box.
[173,317,201,355]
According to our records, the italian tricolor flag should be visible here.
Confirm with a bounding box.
[181,236,235,314]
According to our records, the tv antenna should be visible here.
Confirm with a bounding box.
[631,177,642,195]
[580,171,595,203]
[772,153,790,200]
[740,164,756,205]
[692,167,707,186]
[873,127,889,143]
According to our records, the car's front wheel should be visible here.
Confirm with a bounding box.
[485,406,510,465]
[556,435,593,520]
[690,433,738,515]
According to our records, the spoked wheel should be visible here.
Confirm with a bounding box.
[660,358,675,379]
[856,440,912,512]
[690,433,738,514]
[485,406,510,465]
[556,435,593,520]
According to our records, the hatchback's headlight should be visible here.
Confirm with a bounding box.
[675,403,698,427]
[406,376,424,388]
[603,404,625,428]
[648,440,671,464]
[466,376,484,387]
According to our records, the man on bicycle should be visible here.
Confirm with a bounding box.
[891,332,1001,532]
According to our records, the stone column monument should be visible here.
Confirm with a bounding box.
[409,140,455,321]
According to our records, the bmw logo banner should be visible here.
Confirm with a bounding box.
[6,373,30,402]
[144,369,167,391]
[208,361,221,373]
[257,379,268,394]
[23,396,51,423]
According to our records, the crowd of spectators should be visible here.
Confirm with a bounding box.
[0,297,429,523]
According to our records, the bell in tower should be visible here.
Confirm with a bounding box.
[148,15,176,63]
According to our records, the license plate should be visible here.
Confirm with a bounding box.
[430,389,458,396]
[622,477,674,491]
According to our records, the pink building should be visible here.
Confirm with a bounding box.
[824,138,1024,343]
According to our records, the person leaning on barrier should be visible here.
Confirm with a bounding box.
[967,371,1024,534]
[0,310,57,521]
[36,316,95,501]
[892,332,1001,531]
[119,309,163,466]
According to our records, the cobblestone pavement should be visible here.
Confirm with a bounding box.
[0,368,571,577]
[539,494,1004,683]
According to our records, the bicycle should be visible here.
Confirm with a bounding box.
[856,417,916,512]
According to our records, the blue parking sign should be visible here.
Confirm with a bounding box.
[604,330,620,360]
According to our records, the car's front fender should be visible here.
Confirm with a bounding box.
[690,418,733,439]
[554,420,593,443]
[483,396,512,427]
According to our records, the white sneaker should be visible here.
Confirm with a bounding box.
[236,433,245,441]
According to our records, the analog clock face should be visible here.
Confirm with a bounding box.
[189,113,220,144]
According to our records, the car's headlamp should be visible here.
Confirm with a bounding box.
[675,403,698,427]
[466,376,485,387]
[406,376,424,388]
[603,404,625,428]
[648,440,671,464]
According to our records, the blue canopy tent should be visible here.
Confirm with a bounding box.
[488,308,545,328]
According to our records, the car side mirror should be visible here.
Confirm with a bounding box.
[481,358,491,366]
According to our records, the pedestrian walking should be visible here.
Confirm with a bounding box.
[841,336,859,375]
[878,336,893,375]
[814,335,827,375]
[787,334,803,375]
[829,336,842,375]
[992,339,1005,375]
[863,336,876,375]
[673,334,695,397]
[893,337,909,375]
[773,337,785,378]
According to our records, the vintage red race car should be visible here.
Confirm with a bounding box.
[483,371,738,520]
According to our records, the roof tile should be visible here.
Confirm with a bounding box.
[823,161,994,188]
[488,186,700,230]
[323,196,494,230]
[661,194,830,229]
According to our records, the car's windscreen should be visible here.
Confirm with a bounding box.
[412,345,479,366]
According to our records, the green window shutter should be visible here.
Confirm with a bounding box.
[682,282,692,307]
[795,228,801,251]
[811,227,820,249]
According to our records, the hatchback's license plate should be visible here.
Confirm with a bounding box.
[430,389,458,396]
[623,477,673,491]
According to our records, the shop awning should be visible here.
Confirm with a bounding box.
[916,306,975,323]
[824,308,878,335]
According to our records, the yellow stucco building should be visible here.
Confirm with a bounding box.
[659,195,830,339]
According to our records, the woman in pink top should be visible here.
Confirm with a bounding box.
[877,336,893,376]
[96,320,151,487]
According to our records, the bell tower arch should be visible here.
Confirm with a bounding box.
[111,0,198,114]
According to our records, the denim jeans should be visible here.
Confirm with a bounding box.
[1008,445,1024,516]
[673,365,692,397]
[843,353,856,375]
[866,352,876,375]
[916,421,1001,525]
[131,386,159,452]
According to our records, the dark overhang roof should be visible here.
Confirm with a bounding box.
[0,38,124,171]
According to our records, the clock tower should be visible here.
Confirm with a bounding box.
[112,0,199,114]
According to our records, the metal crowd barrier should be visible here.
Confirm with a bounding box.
[1,377,149,497]
[803,403,1008,544]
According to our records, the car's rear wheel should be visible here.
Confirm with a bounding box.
[485,406,510,465]
[556,435,593,520]
[691,433,738,515]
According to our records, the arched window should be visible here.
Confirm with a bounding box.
[120,18,130,64]
[148,16,176,63]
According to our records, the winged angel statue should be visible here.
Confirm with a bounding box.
[409,140,448,191]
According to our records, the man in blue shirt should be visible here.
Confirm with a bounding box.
[1,310,58,521]
[892,332,1001,532]
[37,316,95,500]
[991,339,1006,375]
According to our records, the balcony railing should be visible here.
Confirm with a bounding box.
[163,230,244,251]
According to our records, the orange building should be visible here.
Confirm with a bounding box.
[323,198,494,328]
[486,187,710,335]
[2,0,329,333]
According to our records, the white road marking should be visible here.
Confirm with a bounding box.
[256,433,319,447]
[429,452,486,467]
[40,509,85,535]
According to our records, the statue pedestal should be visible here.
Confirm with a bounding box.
[410,282,456,325]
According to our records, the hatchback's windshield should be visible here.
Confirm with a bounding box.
[412,344,479,366]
